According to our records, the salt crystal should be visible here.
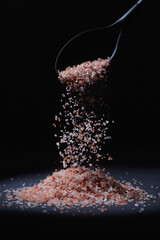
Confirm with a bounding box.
[134,203,139,207]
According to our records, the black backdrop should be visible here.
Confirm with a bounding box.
[0,0,160,178]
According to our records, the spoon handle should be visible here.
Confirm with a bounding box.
[110,0,144,27]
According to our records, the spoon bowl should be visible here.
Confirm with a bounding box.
[57,26,121,72]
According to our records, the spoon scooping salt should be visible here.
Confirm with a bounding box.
[55,0,149,89]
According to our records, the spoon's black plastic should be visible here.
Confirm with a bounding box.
[55,0,145,74]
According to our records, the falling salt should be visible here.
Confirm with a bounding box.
[2,57,156,215]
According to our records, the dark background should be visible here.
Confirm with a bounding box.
[0,0,160,178]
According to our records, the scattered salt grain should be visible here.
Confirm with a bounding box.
[134,203,139,207]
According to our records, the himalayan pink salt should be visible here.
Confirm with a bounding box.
[6,165,152,208]
[59,58,110,92]
[2,57,155,213]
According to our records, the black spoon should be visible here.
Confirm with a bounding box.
[55,0,148,74]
